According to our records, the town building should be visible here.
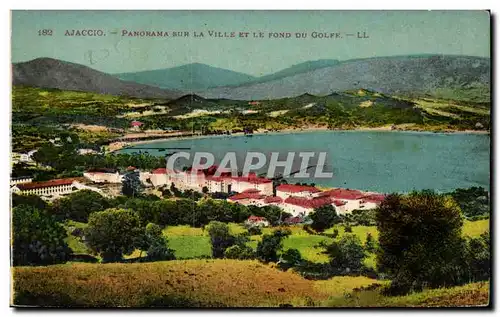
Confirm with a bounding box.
[130,120,144,131]
[282,195,333,217]
[11,178,83,198]
[83,168,122,183]
[276,184,321,199]
[10,176,33,186]
[244,215,269,227]
[228,189,266,206]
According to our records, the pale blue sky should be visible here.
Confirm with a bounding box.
[11,10,490,76]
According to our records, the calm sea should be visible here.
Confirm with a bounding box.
[120,131,490,193]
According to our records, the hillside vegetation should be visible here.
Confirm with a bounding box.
[12,260,489,307]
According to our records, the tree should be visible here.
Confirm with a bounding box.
[12,205,71,266]
[206,221,235,258]
[365,233,376,253]
[144,223,175,261]
[224,244,255,260]
[12,194,47,210]
[256,229,291,263]
[202,186,209,194]
[50,190,109,222]
[324,234,366,274]
[464,232,490,282]
[310,205,340,232]
[85,208,142,262]
[376,191,465,295]
[279,248,303,270]
[122,171,143,197]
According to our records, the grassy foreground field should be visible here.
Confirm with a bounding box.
[12,260,489,307]
[161,220,489,263]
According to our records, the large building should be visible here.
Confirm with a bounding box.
[276,184,321,199]
[11,178,83,197]
[83,168,121,183]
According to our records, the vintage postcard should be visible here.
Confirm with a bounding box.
[10,10,491,308]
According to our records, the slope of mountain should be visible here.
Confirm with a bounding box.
[199,55,490,101]
[114,63,256,90]
[12,58,183,99]
[234,59,341,87]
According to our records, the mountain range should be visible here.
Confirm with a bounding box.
[114,63,256,90]
[12,58,182,99]
[12,55,490,102]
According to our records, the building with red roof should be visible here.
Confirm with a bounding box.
[11,177,84,197]
[130,120,144,131]
[276,184,320,199]
[245,215,270,227]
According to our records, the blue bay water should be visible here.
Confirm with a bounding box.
[120,131,490,193]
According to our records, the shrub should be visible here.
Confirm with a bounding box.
[247,226,262,235]
[365,233,376,253]
[206,221,236,258]
[224,245,255,260]
[256,229,291,263]
[310,205,340,232]
[324,234,366,275]
[279,248,303,270]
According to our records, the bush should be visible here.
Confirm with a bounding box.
[142,223,175,261]
[224,245,255,260]
[365,233,376,253]
[324,234,366,275]
[247,226,262,235]
[310,205,340,232]
[206,221,236,258]
[256,229,291,263]
[344,225,353,233]
[85,208,142,262]
[279,248,303,270]
[12,205,71,266]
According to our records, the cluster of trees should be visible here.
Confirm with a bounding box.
[12,202,176,265]
[205,221,292,264]
[448,187,490,220]
[85,208,174,262]
[376,191,490,295]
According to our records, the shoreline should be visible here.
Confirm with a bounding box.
[109,126,489,152]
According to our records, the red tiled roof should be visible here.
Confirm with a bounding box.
[152,168,167,174]
[323,188,366,200]
[333,200,347,207]
[229,191,264,201]
[131,121,143,127]
[360,194,386,204]
[264,196,283,204]
[284,196,332,209]
[248,215,267,222]
[232,174,272,184]
[277,184,320,193]
[16,178,81,190]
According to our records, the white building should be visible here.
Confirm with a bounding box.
[11,178,83,198]
[83,168,122,183]
[10,176,33,186]
[276,184,321,199]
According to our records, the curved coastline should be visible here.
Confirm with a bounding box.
[110,127,489,153]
